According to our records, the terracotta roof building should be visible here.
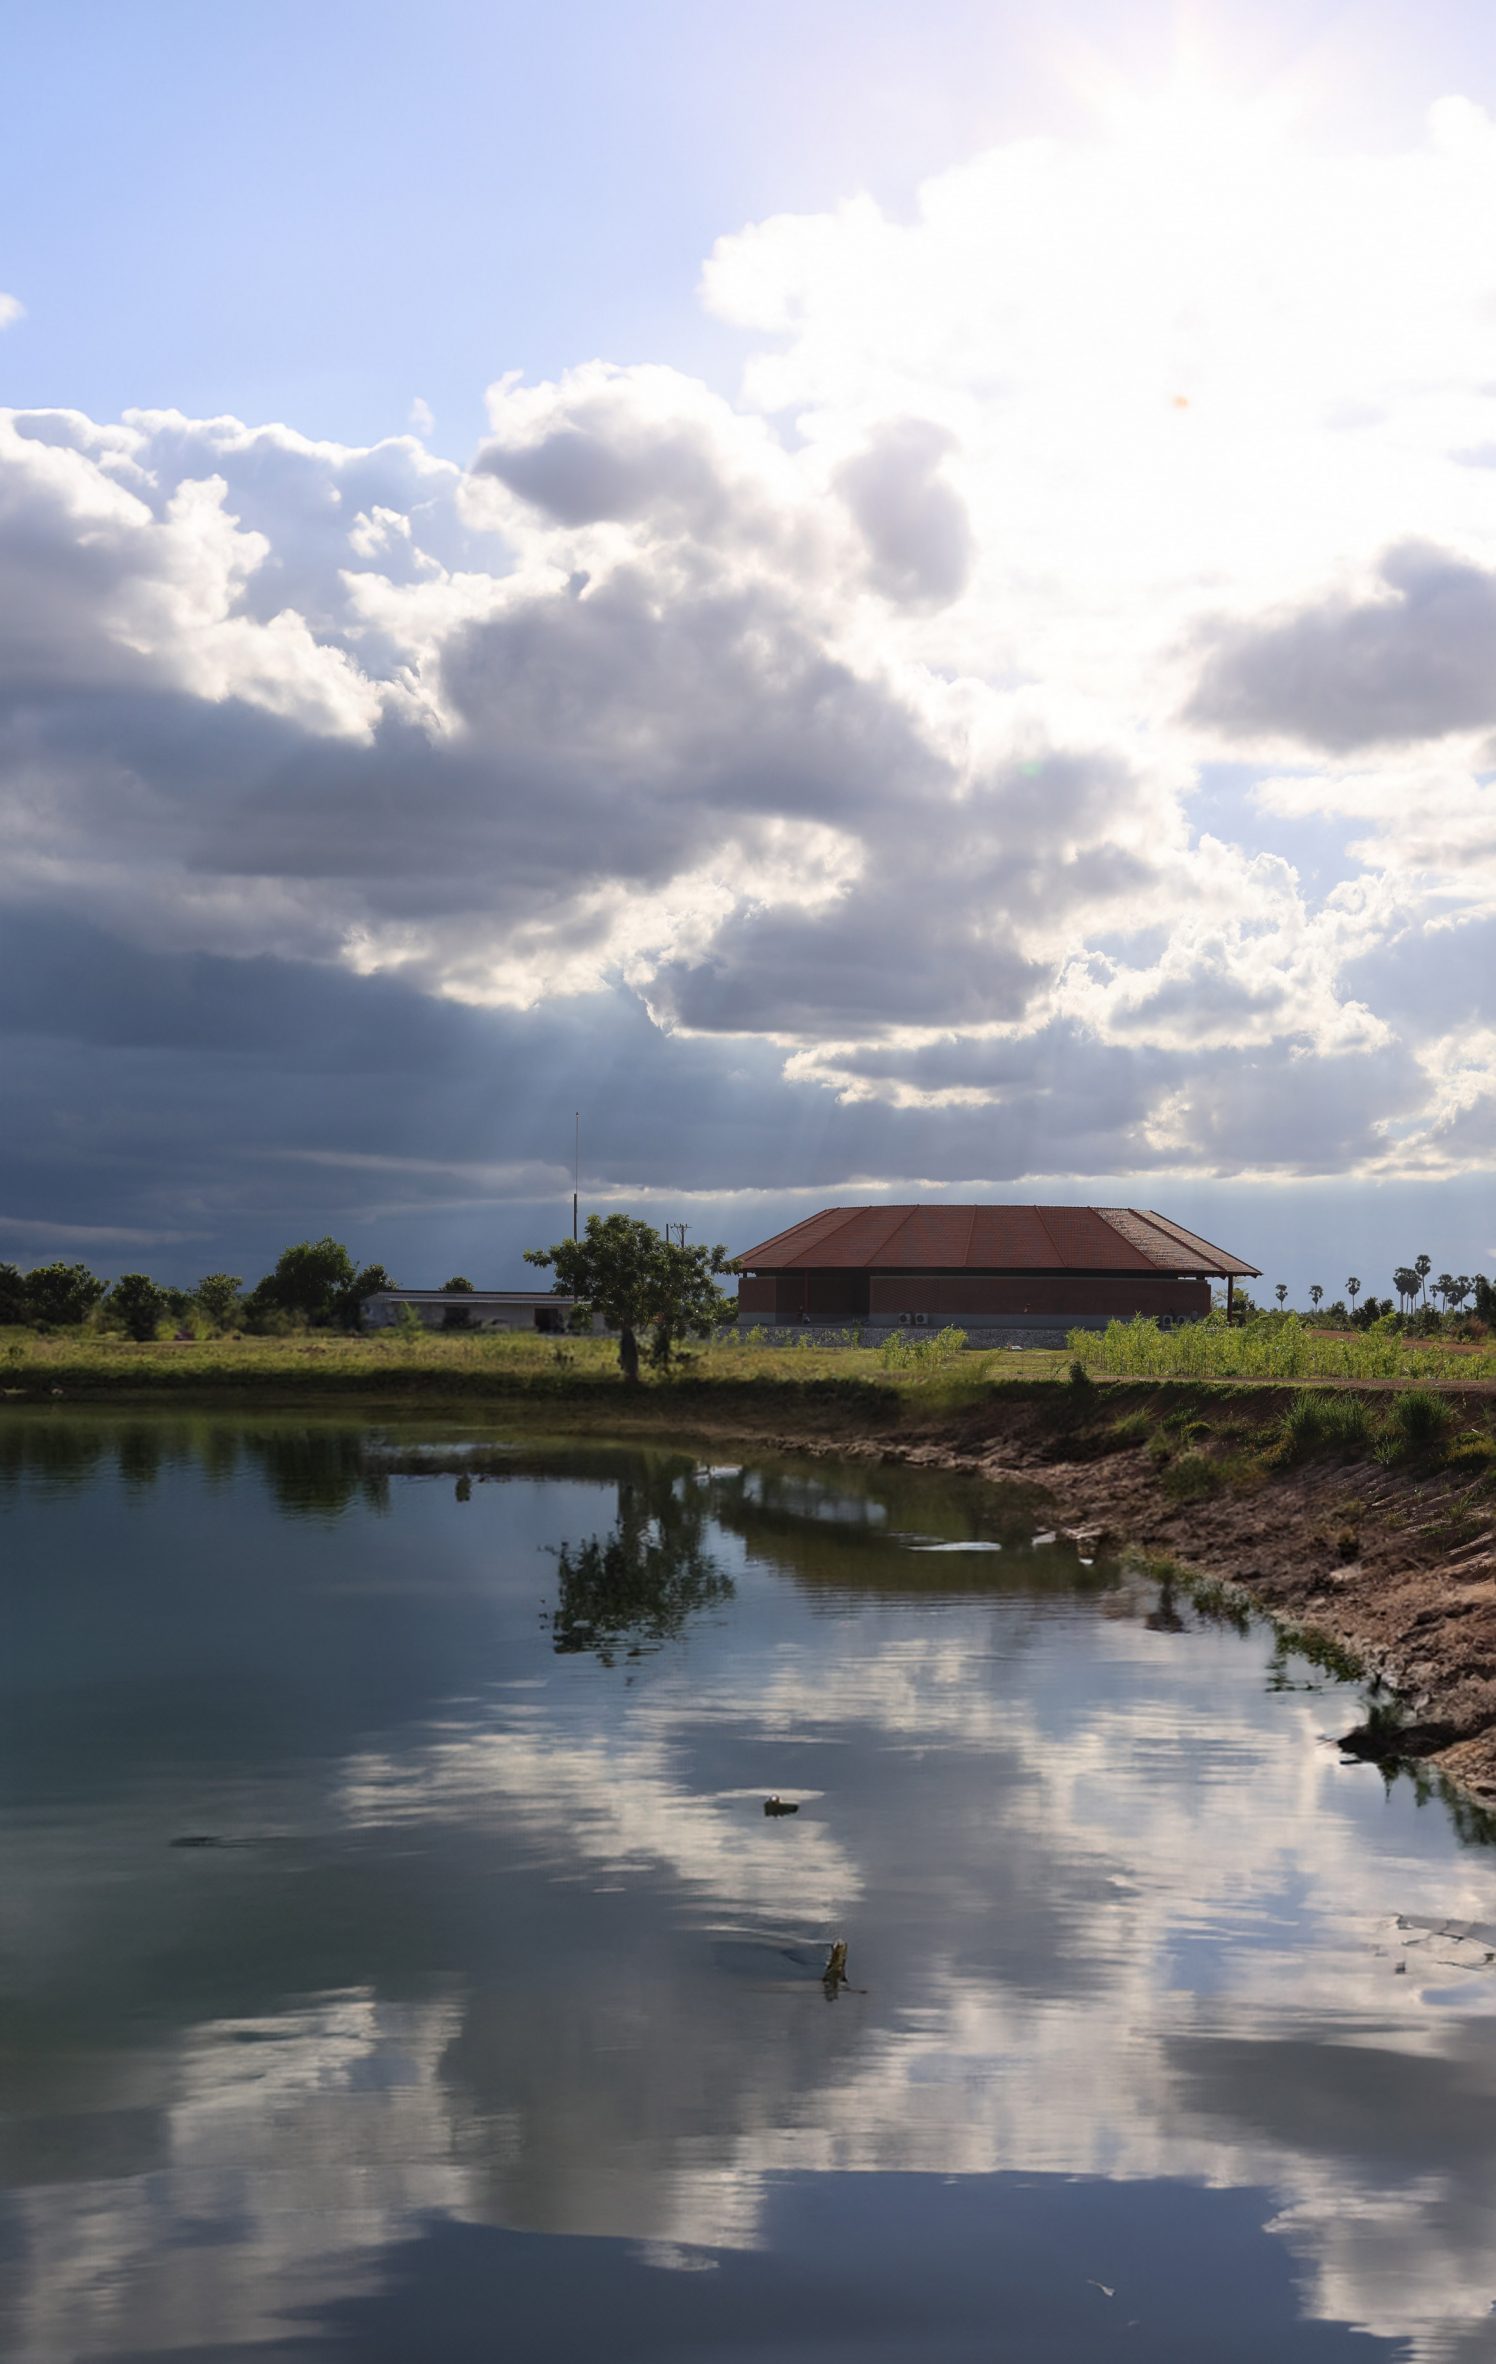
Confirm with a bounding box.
[733,1205,1259,1339]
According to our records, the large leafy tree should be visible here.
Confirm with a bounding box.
[525,1213,735,1382]
[194,1273,243,1329]
[24,1262,105,1327]
[248,1238,361,1333]
[0,1262,28,1325]
[107,1273,167,1342]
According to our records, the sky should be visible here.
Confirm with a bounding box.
[4,0,1496,1297]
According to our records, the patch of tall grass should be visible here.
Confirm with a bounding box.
[1278,1390,1375,1462]
[1385,1388,1454,1458]
[1068,1313,1496,1385]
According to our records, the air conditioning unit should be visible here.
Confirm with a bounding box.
[913,1312,929,1326]
[898,1311,913,1325]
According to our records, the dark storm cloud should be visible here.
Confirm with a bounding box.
[652,904,1043,1033]
[1187,541,1496,750]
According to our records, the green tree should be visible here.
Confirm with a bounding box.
[246,1238,363,1328]
[194,1273,243,1329]
[1309,1284,1323,1310]
[25,1262,105,1327]
[440,1274,477,1330]
[524,1213,735,1382]
[1414,1252,1432,1307]
[334,1263,397,1329]
[0,1262,27,1325]
[1346,1276,1360,1311]
[1274,1282,1288,1308]
[107,1273,167,1342]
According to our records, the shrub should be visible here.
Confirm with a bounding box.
[881,1324,967,1374]
[1160,1451,1220,1501]
[106,1273,167,1343]
[1068,1313,1494,1385]
[24,1261,105,1327]
[1110,1410,1149,1447]
[0,1261,28,1325]
[1279,1390,1374,1462]
[1388,1388,1453,1458]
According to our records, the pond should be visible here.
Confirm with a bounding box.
[4,1413,1496,2361]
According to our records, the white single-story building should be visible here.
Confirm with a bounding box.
[361,1289,605,1334]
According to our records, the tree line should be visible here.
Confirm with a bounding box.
[0,1213,738,1378]
[0,1237,399,1342]
[1250,1259,1496,1331]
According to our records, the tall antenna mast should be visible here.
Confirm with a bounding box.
[573,1111,579,1242]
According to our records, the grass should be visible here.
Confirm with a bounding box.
[0,1324,1074,1405]
[1385,1387,1454,1458]
[1069,1313,1496,1385]
[1159,1450,1221,1502]
[1277,1390,1376,1463]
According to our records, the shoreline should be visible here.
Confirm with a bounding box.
[8,1371,1496,1802]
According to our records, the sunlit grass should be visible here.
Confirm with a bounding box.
[1068,1314,1496,1385]
[0,1325,1072,1398]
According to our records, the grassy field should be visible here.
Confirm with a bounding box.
[0,1325,1071,1403]
[5,1316,1494,1408]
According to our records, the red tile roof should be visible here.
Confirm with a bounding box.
[734,1205,1259,1277]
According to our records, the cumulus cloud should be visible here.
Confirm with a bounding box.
[1188,543,1496,750]
[9,99,1496,1254]
[0,292,22,330]
[835,418,973,606]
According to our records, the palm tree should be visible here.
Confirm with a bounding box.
[1436,1272,1456,1313]
[1309,1284,1323,1310]
[1346,1277,1361,1311]
[1275,1282,1288,1308]
[1453,1275,1474,1311]
[1415,1252,1432,1307]
[1393,1267,1417,1313]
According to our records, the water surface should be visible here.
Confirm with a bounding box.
[4,1413,1496,2362]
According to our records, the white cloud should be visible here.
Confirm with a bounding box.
[6,101,1496,1188]
[0,291,23,330]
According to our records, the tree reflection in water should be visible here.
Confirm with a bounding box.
[548,1474,733,1665]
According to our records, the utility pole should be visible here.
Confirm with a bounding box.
[572,1112,579,1242]
[664,1222,689,1248]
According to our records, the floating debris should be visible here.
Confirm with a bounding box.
[763,1795,799,1817]
[902,1539,1002,1554]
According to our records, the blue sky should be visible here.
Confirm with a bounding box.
[9,0,1490,447]
[4,0,1496,1294]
